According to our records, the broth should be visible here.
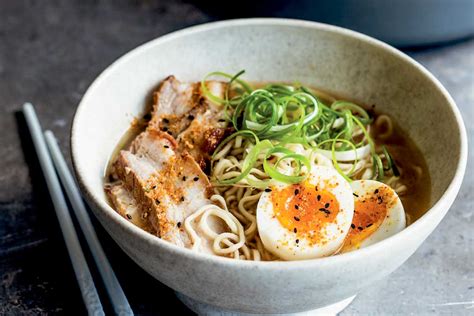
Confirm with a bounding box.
[373,119,431,224]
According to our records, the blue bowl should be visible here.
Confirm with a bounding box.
[197,0,474,47]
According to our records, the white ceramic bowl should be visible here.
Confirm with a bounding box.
[71,19,467,314]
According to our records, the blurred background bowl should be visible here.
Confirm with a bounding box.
[195,0,474,47]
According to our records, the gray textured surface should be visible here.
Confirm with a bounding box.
[0,1,472,315]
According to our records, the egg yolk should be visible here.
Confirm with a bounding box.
[342,186,394,251]
[271,182,340,245]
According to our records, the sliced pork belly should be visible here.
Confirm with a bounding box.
[148,77,231,170]
[177,80,231,169]
[148,76,200,137]
[105,182,156,234]
[114,128,214,249]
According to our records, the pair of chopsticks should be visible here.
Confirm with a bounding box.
[22,103,133,316]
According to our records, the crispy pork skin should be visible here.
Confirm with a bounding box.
[105,182,156,234]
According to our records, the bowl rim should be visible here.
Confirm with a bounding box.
[71,18,468,269]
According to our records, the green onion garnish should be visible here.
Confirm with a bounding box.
[208,70,391,185]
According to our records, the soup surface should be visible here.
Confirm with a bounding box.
[104,73,431,261]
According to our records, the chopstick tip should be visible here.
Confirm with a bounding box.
[44,130,54,138]
[23,102,34,110]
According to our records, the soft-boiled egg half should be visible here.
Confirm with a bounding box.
[257,165,354,260]
[341,180,406,252]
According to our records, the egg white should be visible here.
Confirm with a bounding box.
[256,165,354,260]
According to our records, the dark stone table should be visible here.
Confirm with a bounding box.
[1,1,472,315]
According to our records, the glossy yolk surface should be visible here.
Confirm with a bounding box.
[342,186,394,251]
[271,182,340,245]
